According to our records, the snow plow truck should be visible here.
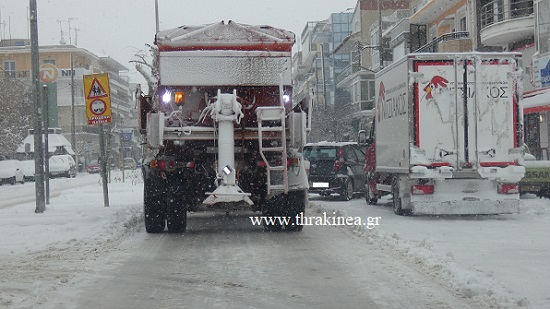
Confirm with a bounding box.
[361,52,526,215]
[137,21,309,233]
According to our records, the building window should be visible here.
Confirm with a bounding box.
[3,61,16,78]
[459,17,467,32]
[536,0,550,54]
[43,59,56,65]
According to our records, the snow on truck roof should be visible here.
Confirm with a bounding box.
[155,20,295,52]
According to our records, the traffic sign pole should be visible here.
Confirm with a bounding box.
[83,73,112,207]
[99,124,110,207]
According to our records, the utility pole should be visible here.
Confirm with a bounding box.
[155,0,159,33]
[43,85,50,205]
[378,0,384,70]
[30,0,46,213]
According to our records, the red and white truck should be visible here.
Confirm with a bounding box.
[361,52,526,215]
[137,21,309,232]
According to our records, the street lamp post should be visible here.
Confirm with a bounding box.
[29,0,46,213]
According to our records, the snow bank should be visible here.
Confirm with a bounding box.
[309,203,531,308]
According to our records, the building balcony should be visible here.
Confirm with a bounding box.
[415,31,472,53]
[480,0,534,47]
[410,0,463,25]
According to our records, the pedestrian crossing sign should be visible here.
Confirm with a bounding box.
[83,73,112,125]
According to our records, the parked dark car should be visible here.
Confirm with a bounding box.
[303,141,366,201]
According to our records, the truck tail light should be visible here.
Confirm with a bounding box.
[498,183,519,194]
[150,160,192,170]
[411,184,435,195]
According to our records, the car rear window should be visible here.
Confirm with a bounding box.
[303,147,337,161]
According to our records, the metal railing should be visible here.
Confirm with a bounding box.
[481,0,533,28]
[414,31,470,53]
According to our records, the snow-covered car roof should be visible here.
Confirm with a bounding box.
[155,20,295,52]
[304,141,359,147]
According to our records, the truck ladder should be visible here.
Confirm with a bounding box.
[256,106,288,195]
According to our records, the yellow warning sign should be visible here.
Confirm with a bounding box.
[83,73,112,125]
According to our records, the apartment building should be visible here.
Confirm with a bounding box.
[0,40,138,166]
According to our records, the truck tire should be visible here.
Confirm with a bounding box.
[285,190,307,232]
[144,195,166,233]
[262,195,283,232]
[365,183,378,205]
[340,179,353,201]
[166,195,187,233]
[392,179,405,216]
[10,176,16,185]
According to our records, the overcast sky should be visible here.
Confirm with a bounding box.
[0,0,357,87]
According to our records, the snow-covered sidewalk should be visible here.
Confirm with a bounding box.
[0,171,144,308]
[311,194,550,309]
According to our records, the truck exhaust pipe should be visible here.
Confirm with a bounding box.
[203,90,253,206]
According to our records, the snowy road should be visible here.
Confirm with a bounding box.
[1,175,548,308]
[54,211,483,309]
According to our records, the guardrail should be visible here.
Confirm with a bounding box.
[414,31,470,53]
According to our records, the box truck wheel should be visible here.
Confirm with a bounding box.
[392,179,405,216]
[365,182,378,205]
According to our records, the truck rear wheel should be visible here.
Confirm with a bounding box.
[166,195,187,233]
[144,195,166,233]
[285,190,307,232]
[262,196,282,232]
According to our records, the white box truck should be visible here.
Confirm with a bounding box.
[362,52,525,215]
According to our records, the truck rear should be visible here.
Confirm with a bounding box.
[364,52,525,215]
[138,21,309,232]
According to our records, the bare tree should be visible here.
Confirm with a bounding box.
[130,44,158,96]
[0,77,34,158]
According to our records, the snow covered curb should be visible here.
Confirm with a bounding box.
[0,176,145,309]
[308,203,529,308]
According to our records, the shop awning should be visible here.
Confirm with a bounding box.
[524,88,550,114]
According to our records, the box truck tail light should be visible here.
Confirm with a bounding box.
[411,184,435,195]
[431,162,451,167]
[498,183,519,194]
